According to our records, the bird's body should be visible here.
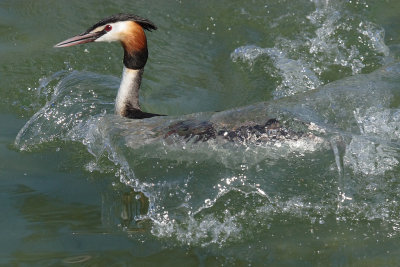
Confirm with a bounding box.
[55,13,311,143]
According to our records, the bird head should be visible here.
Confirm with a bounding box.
[54,13,157,69]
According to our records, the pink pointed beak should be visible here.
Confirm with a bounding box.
[54,31,103,48]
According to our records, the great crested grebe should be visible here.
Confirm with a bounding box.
[55,13,308,143]
[55,13,161,119]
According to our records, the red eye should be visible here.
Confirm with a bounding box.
[105,25,112,32]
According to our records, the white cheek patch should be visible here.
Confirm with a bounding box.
[94,21,128,43]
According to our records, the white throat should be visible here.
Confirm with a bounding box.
[115,67,143,116]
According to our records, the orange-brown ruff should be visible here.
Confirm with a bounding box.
[121,21,147,54]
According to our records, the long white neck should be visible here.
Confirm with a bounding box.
[115,67,143,116]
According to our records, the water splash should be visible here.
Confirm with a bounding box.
[15,69,118,151]
[231,0,390,99]
[232,46,322,98]
[14,62,400,247]
[12,0,400,246]
[343,107,400,176]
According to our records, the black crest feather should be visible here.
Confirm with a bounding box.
[84,13,157,34]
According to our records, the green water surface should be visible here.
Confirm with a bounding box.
[1,0,400,265]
